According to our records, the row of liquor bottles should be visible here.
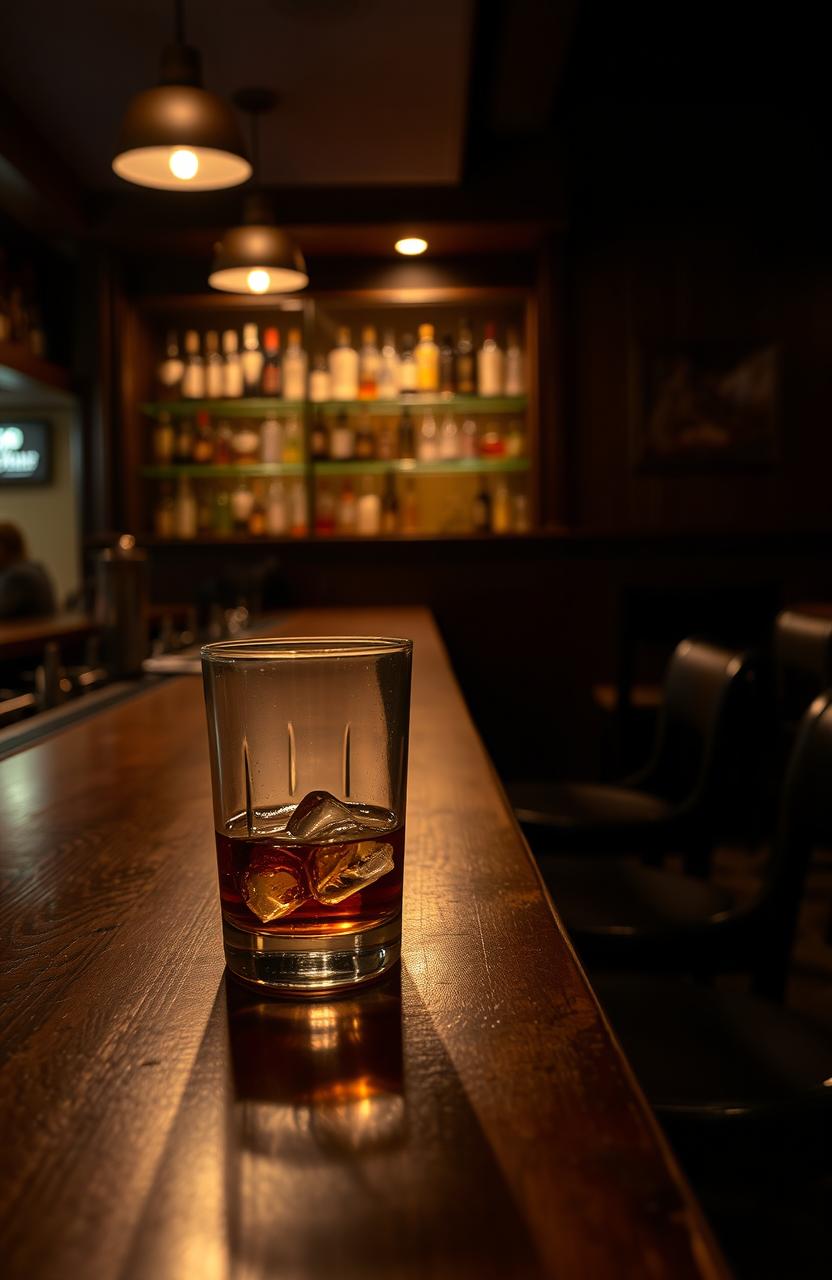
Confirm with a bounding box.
[152,474,531,540]
[150,409,526,466]
[155,320,525,402]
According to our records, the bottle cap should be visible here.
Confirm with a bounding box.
[288,327,302,345]
[243,323,258,346]
[418,323,434,340]
[263,327,280,351]
[337,326,351,345]
[362,325,377,344]
[222,330,239,353]
[184,330,199,352]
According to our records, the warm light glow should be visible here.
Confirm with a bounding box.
[168,148,199,181]
[246,268,272,294]
[394,237,428,256]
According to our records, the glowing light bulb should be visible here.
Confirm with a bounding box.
[247,269,272,294]
[394,237,428,256]
[169,149,199,181]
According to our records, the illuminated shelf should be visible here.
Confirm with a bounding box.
[313,458,530,477]
[140,464,305,479]
[140,399,305,418]
[316,395,528,415]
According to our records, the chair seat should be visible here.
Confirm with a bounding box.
[539,856,733,934]
[509,780,675,829]
[594,975,832,1110]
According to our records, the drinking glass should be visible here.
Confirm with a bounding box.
[201,636,412,994]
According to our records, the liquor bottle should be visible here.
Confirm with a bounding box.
[192,411,215,463]
[222,330,244,397]
[283,327,307,401]
[310,413,330,460]
[401,478,419,534]
[329,326,359,400]
[157,330,185,396]
[477,324,504,397]
[337,480,357,534]
[174,416,194,463]
[414,323,439,392]
[397,408,416,460]
[376,418,396,461]
[399,334,418,396]
[480,423,505,457]
[266,479,288,535]
[381,472,399,534]
[290,479,308,536]
[455,320,476,394]
[154,482,175,537]
[358,325,380,399]
[505,420,526,458]
[27,305,46,358]
[197,485,215,535]
[472,484,492,533]
[204,330,224,398]
[308,353,331,402]
[438,413,459,460]
[354,415,376,460]
[377,330,400,399]
[248,481,267,536]
[513,492,531,533]
[460,418,478,459]
[153,410,175,463]
[282,414,303,464]
[504,329,525,395]
[261,327,282,396]
[214,419,234,464]
[214,486,233,536]
[418,412,438,461]
[314,483,336,535]
[330,412,355,461]
[174,477,198,539]
[439,334,455,395]
[232,421,260,465]
[181,331,205,399]
[492,481,512,534]
[231,480,255,532]
[260,416,282,464]
[357,477,381,536]
[241,324,264,396]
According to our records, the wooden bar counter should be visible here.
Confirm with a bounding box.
[0,607,728,1280]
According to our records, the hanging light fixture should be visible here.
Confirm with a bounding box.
[112,0,250,191]
[209,89,308,295]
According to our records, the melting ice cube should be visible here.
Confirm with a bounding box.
[286,790,364,843]
[309,841,395,905]
[241,850,308,922]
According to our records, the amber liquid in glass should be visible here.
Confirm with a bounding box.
[216,802,404,936]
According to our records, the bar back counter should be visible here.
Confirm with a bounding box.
[0,607,728,1279]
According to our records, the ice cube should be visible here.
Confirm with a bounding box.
[241,850,308,922]
[286,790,363,843]
[309,841,395,905]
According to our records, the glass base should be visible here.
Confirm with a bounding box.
[223,915,401,996]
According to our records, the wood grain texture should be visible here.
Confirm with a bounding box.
[0,607,729,1280]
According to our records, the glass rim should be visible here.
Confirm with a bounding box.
[201,635,413,663]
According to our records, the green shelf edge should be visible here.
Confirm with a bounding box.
[140,395,527,418]
[312,458,530,477]
[140,399,306,417]
[140,464,306,479]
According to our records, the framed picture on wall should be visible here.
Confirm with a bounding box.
[630,340,781,472]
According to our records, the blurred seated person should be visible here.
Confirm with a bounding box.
[0,522,57,619]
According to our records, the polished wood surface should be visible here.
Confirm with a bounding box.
[0,612,95,661]
[0,607,728,1279]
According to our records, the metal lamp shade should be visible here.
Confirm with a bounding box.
[209,223,309,294]
[113,68,251,190]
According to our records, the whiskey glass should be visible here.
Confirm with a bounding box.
[201,636,412,994]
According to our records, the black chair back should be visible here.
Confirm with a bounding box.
[638,639,756,818]
[773,610,832,733]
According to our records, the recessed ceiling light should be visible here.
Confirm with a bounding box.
[395,237,428,256]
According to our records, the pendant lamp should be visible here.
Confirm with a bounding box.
[209,89,308,295]
[113,0,250,191]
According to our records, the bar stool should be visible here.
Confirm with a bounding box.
[509,638,759,873]
[774,609,832,734]
[540,691,832,999]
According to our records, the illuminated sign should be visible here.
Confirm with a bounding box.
[0,422,52,485]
